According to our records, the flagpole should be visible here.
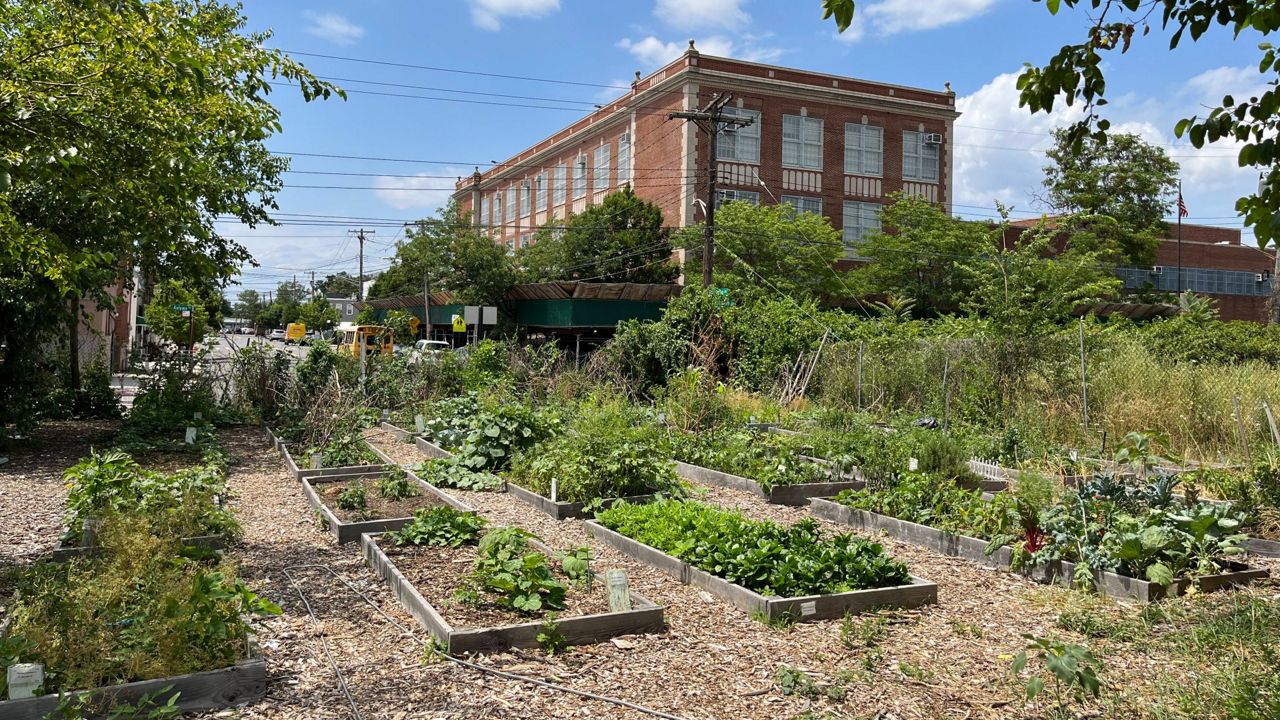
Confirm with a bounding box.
[1177,181,1183,295]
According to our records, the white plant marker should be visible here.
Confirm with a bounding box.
[193,411,202,421]
[8,663,43,699]
[311,452,323,470]
[606,569,632,612]
[81,517,102,547]
[550,478,558,503]
[414,414,426,434]
[908,457,919,471]
[1069,449,1079,462]
[184,427,197,445]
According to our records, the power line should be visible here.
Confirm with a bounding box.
[276,49,632,90]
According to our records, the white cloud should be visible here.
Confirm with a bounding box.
[838,0,995,42]
[467,0,560,31]
[373,170,471,211]
[617,34,779,68]
[302,11,365,46]
[654,0,749,30]
[952,67,1259,228]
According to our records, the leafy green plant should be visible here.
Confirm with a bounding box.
[334,483,367,512]
[557,547,591,585]
[461,527,567,614]
[376,467,418,500]
[1011,634,1103,718]
[535,614,567,655]
[412,458,505,491]
[840,614,887,649]
[667,429,832,491]
[597,499,911,597]
[389,506,487,547]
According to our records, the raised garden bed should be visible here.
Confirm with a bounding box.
[0,643,264,720]
[810,498,1270,603]
[361,532,665,653]
[414,436,454,460]
[672,460,865,506]
[50,533,227,562]
[380,421,421,442]
[268,430,384,481]
[585,520,937,622]
[303,470,474,544]
[505,483,659,521]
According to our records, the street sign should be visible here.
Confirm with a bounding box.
[171,304,194,312]
[451,315,466,333]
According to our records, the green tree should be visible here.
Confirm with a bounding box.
[847,194,990,315]
[821,1,1280,256]
[520,187,678,284]
[1041,129,1176,264]
[372,202,516,306]
[316,272,359,298]
[233,289,264,320]
[676,200,848,299]
[295,297,340,332]
[144,280,206,347]
[0,0,340,400]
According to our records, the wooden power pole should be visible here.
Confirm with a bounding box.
[348,228,375,302]
[668,92,753,286]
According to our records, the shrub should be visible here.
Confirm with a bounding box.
[335,483,367,512]
[460,527,566,614]
[376,467,418,500]
[390,506,486,547]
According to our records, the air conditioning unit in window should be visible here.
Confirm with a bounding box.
[924,133,944,145]
[1151,266,1164,275]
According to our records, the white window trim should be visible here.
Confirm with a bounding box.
[718,107,762,164]
[842,200,882,247]
[553,164,567,207]
[617,134,632,185]
[714,189,761,208]
[536,172,547,212]
[782,114,823,170]
[781,194,822,216]
[593,144,611,192]
[903,130,940,183]
[844,123,884,177]
[520,181,532,218]
[505,186,516,222]
[573,155,588,199]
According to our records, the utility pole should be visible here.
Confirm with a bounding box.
[310,271,316,300]
[668,92,753,286]
[349,228,375,302]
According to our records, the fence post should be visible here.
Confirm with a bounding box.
[941,354,950,431]
[856,341,864,410]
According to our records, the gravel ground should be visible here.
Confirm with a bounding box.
[2,423,1276,720]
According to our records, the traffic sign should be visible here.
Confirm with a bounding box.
[451,315,466,333]
[171,304,194,312]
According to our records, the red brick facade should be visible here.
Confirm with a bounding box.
[453,46,957,249]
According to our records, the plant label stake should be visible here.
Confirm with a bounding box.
[7,663,43,700]
[657,412,666,425]
[414,414,426,434]
[185,427,197,445]
[311,452,323,470]
[382,409,390,421]
[550,478,558,503]
[81,516,102,547]
[606,569,632,612]
[908,457,919,472]
[193,411,203,421]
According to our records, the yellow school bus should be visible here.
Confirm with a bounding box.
[336,324,393,357]
[285,323,307,344]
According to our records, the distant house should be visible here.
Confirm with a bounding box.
[326,296,358,321]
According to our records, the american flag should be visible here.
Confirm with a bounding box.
[1177,191,1188,218]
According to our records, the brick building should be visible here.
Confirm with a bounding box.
[452,42,957,253]
[1008,218,1276,323]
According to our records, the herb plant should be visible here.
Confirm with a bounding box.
[376,467,418,500]
[335,483,367,512]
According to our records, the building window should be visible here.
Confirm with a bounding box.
[781,195,822,216]
[536,172,547,212]
[493,192,503,226]
[617,134,631,185]
[903,130,940,182]
[505,186,516,222]
[844,123,883,177]
[553,164,567,206]
[782,114,823,170]
[714,189,761,208]
[718,107,761,164]
[520,181,531,217]
[573,154,588,199]
[593,144,611,192]
[843,201,882,246]
[345,304,354,316]
[480,195,490,227]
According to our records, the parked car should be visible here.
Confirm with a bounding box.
[267,328,286,341]
[238,327,255,335]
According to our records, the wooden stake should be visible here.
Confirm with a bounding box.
[1263,400,1280,447]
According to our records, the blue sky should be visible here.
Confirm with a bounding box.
[228,0,1268,296]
